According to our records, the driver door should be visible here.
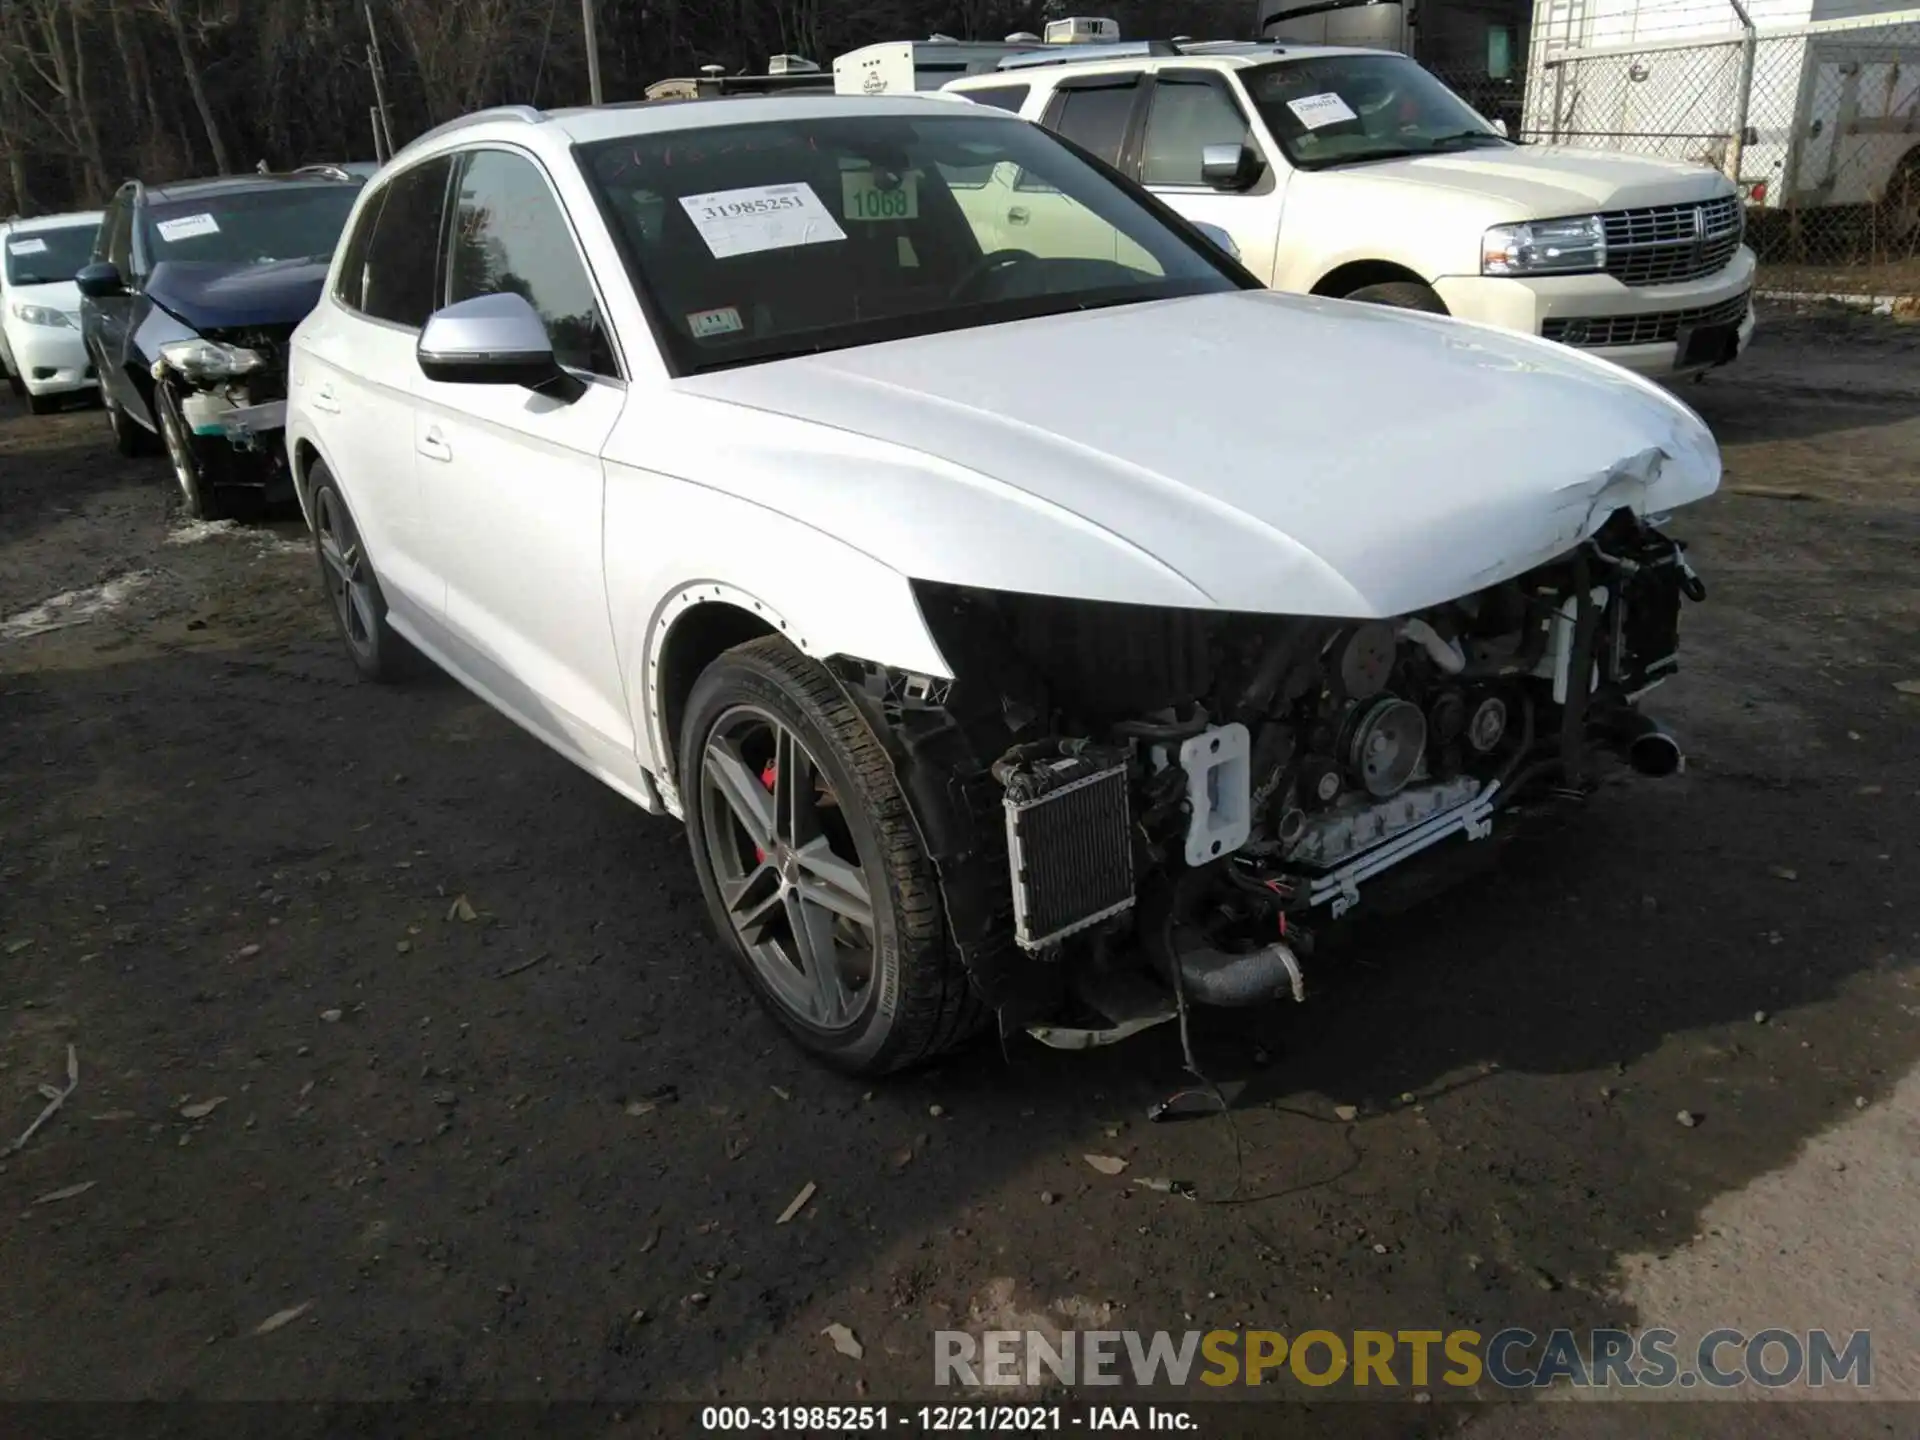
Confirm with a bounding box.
[1135,70,1287,286]
[1023,73,1150,266]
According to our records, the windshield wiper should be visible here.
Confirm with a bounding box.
[1311,148,1422,169]
[1427,130,1510,149]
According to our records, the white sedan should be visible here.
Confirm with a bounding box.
[287,94,1719,1075]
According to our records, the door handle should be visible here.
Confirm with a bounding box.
[312,383,340,415]
[1007,206,1030,225]
[417,426,452,463]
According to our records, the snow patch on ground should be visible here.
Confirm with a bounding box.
[167,518,307,556]
[165,518,241,546]
[0,571,157,642]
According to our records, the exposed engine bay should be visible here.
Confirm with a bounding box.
[835,508,1704,1041]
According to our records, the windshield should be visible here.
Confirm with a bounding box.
[579,112,1244,373]
[1241,55,1508,169]
[142,184,363,266]
[5,223,98,286]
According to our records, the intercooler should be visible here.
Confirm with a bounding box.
[1004,757,1135,950]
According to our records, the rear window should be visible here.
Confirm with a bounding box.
[959,84,1030,114]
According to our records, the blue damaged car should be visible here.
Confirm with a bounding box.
[77,166,365,519]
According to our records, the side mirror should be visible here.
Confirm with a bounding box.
[1489,117,1510,139]
[75,261,126,299]
[1191,221,1241,263]
[417,292,567,392]
[1200,142,1264,192]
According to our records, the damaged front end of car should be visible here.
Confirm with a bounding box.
[149,328,293,513]
[831,506,1705,1048]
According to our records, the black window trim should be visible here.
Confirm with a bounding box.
[1138,68,1277,196]
[333,153,457,336]
[442,141,629,385]
[330,180,390,314]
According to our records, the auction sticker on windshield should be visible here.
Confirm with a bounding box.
[1287,92,1359,129]
[678,183,845,259]
[687,305,744,338]
[842,169,919,222]
[7,238,48,255]
[156,213,221,243]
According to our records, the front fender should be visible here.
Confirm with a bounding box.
[604,462,952,788]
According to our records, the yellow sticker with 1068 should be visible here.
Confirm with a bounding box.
[842,169,919,222]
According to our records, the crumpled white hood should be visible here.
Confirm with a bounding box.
[676,289,1720,618]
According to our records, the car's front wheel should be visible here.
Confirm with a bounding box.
[98,362,158,457]
[680,636,984,1074]
[153,380,225,521]
[309,463,407,683]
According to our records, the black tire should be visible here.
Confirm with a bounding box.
[102,378,157,457]
[153,380,225,521]
[25,390,57,416]
[680,635,985,1075]
[309,463,408,683]
[1344,280,1449,314]
[5,367,22,398]
[1878,149,1920,249]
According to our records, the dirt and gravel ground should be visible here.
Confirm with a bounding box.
[1,312,1917,1435]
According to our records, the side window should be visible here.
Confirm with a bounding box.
[1141,77,1254,187]
[1046,78,1141,167]
[961,84,1030,114]
[446,148,616,377]
[332,184,389,312]
[361,156,452,330]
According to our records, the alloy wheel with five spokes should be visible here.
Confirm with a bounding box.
[698,704,876,1033]
[314,484,379,668]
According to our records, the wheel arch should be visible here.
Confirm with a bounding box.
[648,587,786,806]
[1311,258,1441,301]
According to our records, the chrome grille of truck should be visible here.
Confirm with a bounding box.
[1601,196,1743,286]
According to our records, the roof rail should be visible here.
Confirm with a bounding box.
[398,104,545,157]
[997,39,1181,71]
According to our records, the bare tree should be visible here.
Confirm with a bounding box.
[154,0,232,173]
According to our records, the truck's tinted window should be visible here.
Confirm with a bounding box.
[361,157,452,329]
[446,148,616,376]
[1141,78,1253,186]
[961,84,1030,114]
[1048,80,1139,167]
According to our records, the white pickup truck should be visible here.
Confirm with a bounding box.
[943,38,1757,378]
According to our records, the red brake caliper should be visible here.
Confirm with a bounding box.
[754,762,777,863]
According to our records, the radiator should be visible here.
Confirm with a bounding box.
[1004,758,1135,951]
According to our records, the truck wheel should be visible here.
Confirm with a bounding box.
[154,380,225,521]
[1345,280,1449,314]
[1879,150,1920,246]
[5,367,22,398]
[680,635,986,1075]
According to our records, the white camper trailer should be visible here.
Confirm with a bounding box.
[832,19,1127,97]
[1529,0,1920,214]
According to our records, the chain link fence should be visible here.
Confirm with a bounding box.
[1518,7,1920,296]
